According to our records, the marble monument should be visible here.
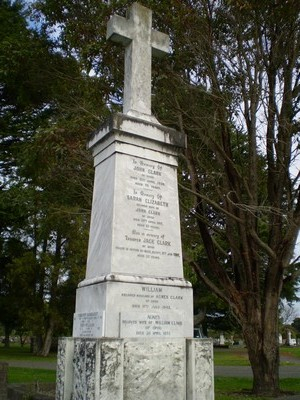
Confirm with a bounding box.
[56,3,214,400]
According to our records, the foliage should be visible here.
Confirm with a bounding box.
[291,317,300,335]
[0,0,108,355]
[151,0,300,395]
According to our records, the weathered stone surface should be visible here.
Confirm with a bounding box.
[56,338,214,400]
[107,3,169,121]
[72,339,97,400]
[97,340,123,400]
[123,339,186,400]
[56,338,74,400]
[186,339,214,400]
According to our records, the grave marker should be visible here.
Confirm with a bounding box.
[56,3,214,399]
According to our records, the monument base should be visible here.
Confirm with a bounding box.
[56,337,214,400]
[73,275,193,338]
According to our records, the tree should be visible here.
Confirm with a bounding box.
[0,0,105,355]
[292,317,300,335]
[25,0,300,391]
[152,0,300,395]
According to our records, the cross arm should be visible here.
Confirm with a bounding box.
[107,15,133,46]
[151,30,170,58]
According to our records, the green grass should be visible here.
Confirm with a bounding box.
[0,343,57,384]
[215,377,300,400]
[214,346,300,366]
[280,346,300,360]
[215,377,261,400]
[8,367,56,384]
[214,347,250,366]
[0,344,57,361]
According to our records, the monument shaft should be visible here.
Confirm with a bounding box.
[73,114,193,339]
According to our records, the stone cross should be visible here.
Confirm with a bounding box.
[107,2,169,120]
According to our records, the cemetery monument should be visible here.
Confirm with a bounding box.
[56,3,214,400]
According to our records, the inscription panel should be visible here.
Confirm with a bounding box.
[73,311,104,338]
[108,283,193,337]
[120,312,184,338]
[113,155,183,277]
[118,284,186,313]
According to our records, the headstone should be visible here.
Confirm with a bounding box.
[219,333,225,346]
[278,333,282,345]
[287,330,292,345]
[0,363,8,400]
[56,3,214,400]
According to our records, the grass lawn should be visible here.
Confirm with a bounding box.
[214,347,250,366]
[8,367,56,384]
[214,346,300,399]
[0,343,57,362]
[214,345,300,366]
[215,377,300,400]
[0,344,57,384]
[280,346,300,361]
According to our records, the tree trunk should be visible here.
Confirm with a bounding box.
[241,293,280,396]
[244,331,280,395]
[40,317,54,357]
[3,325,10,348]
[31,335,43,354]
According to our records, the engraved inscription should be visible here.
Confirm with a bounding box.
[120,285,185,313]
[73,312,103,338]
[115,157,181,263]
[120,312,184,337]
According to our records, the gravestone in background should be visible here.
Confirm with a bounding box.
[56,3,214,400]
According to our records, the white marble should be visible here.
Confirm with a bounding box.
[187,339,214,400]
[56,337,214,400]
[86,155,115,278]
[107,3,169,121]
[56,338,74,400]
[57,3,215,399]
[123,339,186,400]
[88,113,186,154]
[73,311,104,337]
[74,279,193,338]
[86,151,184,280]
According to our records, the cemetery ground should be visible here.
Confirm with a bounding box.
[1,343,300,399]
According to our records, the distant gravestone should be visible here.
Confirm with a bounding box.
[0,363,8,400]
[56,3,214,400]
[219,334,225,346]
[287,330,292,345]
